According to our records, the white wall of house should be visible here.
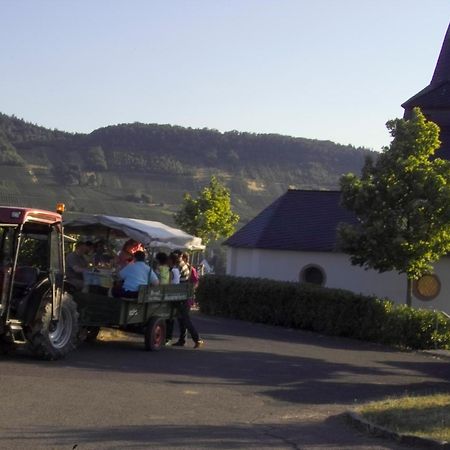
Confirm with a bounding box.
[226,247,450,315]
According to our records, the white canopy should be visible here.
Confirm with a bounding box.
[63,214,204,250]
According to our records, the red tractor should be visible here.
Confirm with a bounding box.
[0,206,78,359]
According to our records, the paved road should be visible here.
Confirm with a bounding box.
[0,313,449,450]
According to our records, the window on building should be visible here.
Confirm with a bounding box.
[413,274,441,301]
[299,264,326,286]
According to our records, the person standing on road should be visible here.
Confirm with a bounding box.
[170,251,204,349]
[174,249,190,282]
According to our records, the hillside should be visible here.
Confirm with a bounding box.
[0,112,374,224]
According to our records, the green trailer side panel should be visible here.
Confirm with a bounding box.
[73,284,191,327]
[122,301,173,325]
[74,292,122,326]
[138,284,192,302]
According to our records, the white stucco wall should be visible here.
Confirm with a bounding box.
[226,247,450,315]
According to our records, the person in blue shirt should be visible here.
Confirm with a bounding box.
[114,250,159,298]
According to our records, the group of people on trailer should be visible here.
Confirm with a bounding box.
[65,239,204,348]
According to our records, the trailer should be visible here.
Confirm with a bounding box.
[74,284,193,351]
[64,214,203,351]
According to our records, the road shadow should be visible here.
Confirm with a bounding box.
[191,313,420,355]
[0,416,413,449]
[5,339,450,408]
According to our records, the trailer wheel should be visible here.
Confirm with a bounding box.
[144,317,166,351]
[27,291,79,360]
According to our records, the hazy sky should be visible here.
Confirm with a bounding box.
[1,1,449,151]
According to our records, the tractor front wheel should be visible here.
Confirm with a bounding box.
[27,292,79,360]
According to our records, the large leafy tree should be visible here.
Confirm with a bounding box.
[175,176,239,245]
[339,108,450,305]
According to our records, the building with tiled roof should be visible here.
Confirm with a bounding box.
[224,189,450,313]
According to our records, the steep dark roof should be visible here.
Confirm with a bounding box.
[224,190,357,252]
[402,81,450,110]
[403,24,450,109]
[402,23,450,160]
[432,24,450,85]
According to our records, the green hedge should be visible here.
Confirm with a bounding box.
[196,275,450,350]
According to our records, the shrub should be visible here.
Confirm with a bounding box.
[196,275,450,350]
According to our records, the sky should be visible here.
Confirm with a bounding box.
[1,1,449,151]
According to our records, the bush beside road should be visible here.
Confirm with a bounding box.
[197,275,450,349]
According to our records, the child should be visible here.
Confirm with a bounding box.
[155,252,170,285]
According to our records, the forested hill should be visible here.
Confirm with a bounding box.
[0,112,374,223]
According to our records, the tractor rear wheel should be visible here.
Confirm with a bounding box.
[27,291,79,360]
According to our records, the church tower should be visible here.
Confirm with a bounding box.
[402,24,450,159]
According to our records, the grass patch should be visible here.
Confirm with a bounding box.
[357,393,450,442]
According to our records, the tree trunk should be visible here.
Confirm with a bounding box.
[406,277,413,307]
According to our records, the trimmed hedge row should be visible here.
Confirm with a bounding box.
[196,275,450,350]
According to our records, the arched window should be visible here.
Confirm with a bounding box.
[413,274,441,301]
[299,264,326,286]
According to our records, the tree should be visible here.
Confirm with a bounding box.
[339,108,450,306]
[51,162,81,185]
[86,146,108,171]
[174,176,239,245]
